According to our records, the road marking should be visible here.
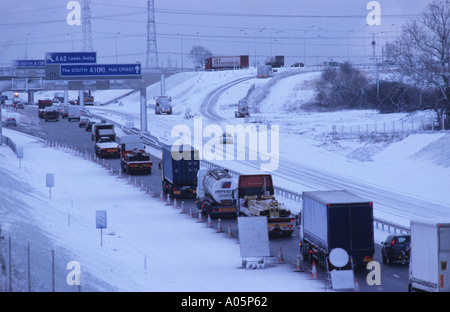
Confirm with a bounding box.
[393,274,400,278]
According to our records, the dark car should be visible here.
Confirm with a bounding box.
[85,121,96,132]
[291,62,304,67]
[15,103,25,109]
[382,234,411,264]
[4,117,17,127]
[79,117,90,128]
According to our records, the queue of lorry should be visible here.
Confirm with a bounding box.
[158,143,449,292]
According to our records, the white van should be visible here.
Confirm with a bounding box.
[67,106,81,121]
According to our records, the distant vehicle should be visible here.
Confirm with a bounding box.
[85,121,96,132]
[15,103,25,109]
[265,55,284,68]
[205,55,249,70]
[60,105,69,119]
[79,117,90,128]
[4,99,14,109]
[237,174,295,237]
[408,220,450,292]
[381,234,411,265]
[13,98,20,108]
[161,144,200,198]
[67,106,81,122]
[4,117,17,127]
[155,96,172,115]
[257,65,273,78]
[92,123,115,142]
[53,92,65,103]
[38,100,53,118]
[93,123,120,158]
[221,131,233,144]
[44,107,59,122]
[76,90,94,106]
[300,190,374,269]
[235,99,250,118]
[1,94,8,104]
[196,168,237,218]
[324,61,341,67]
[291,62,304,67]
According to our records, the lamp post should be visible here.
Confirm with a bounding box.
[25,33,31,59]
[115,32,120,64]
[177,33,184,69]
[303,26,314,65]
[347,29,354,61]
[66,33,74,52]
[253,28,265,69]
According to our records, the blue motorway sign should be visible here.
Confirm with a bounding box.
[60,64,142,77]
[45,52,97,64]
[13,59,46,68]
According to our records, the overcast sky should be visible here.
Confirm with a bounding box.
[0,0,432,68]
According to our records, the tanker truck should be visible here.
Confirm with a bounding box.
[196,168,238,218]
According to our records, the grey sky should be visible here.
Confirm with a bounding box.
[0,0,432,67]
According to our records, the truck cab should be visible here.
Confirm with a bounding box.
[155,96,173,115]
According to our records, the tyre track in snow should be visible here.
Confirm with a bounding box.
[199,76,255,123]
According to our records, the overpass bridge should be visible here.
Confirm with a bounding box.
[0,65,185,131]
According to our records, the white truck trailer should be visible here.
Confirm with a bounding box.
[408,220,450,292]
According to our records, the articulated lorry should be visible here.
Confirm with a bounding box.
[120,135,153,175]
[300,190,374,269]
[237,174,295,236]
[196,168,238,217]
[408,220,450,292]
[235,99,250,118]
[161,144,199,198]
[92,123,120,158]
[257,65,273,78]
[265,55,284,68]
[38,100,53,118]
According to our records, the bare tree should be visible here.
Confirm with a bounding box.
[316,62,369,110]
[388,0,450,127]
[188,45,212,68]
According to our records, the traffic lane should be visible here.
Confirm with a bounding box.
[17,112,411,292]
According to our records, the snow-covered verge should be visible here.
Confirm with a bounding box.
[0,128,331,292]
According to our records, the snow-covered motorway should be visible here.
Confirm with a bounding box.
[6,68,449,292]
[10,104,409,292]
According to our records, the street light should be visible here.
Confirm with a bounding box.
[347,29,354,61]
[304,26,314,65]
[115,32,120,64]
[177,33,184,69]
[254,28,265,68]
[66,33,74,52]
[25,33,31,59]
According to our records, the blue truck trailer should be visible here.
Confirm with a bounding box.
[161,144,200,198]
[299,190,374,269]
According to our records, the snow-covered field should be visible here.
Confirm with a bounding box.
[1,67,449,292]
